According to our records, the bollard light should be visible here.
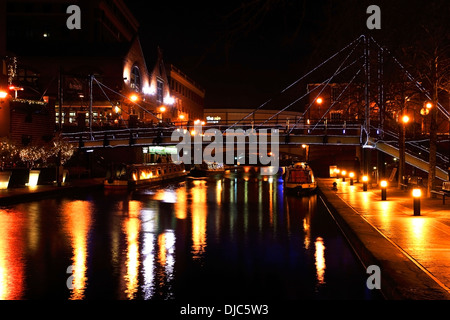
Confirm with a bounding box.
[334,168,340,180]
[362,175,368,191]
[412,188,421,216]
[380,180,387,200]
[349,172,355,185]
[341,170,347,182]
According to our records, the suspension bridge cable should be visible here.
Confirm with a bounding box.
[311,66,363,132]
[224,35,365,132]
[370,36,450,120]
[254,55,364,131]
[287,39,364,133]
[93,77,165,124]
[93,77,129,128]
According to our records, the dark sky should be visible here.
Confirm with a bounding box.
[125,0,448,110]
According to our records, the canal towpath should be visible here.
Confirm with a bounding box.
[317,178,450,300]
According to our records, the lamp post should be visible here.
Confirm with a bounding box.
[380,180,387,200]
[398,114,409,189]
[341,170,347,182]
[362,175,369,191]
[412,188,421,216]
[349,172,355,185]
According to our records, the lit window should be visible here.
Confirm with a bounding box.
[130,65,141,92]
[157,79,163,103]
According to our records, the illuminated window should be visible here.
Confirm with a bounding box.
[130,65,141,91]
[156,79,163,103]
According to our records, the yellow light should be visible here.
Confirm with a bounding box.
[412,188,422,198]
[114,106,120,113]
[201,121,205,126]
[159,106,166,113]
[130,94,139,102]
[0,91,7,99]
[380,180,388,188]
[27,170,40,188]
[316,97,323,104]
[302,144,307,149]
[334,168,340,174]
[341,170,347,176]
[362,175,369,182]
[179,114,185,120]
[194,119,201,125]
[190,130,196,136]
[402,115,410,124]
[426,102,433,109]
[0,172,11,189]
[349,172,355,178]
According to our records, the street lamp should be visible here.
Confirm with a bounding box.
[130,94,139,102]
[362,175,369,191]
[341,170,347,182]
[349,172,355,185]
[398,113,409,188]
[412,188,422,216]
[380,180,387,200]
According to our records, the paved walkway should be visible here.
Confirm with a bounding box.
[0,178,104,205]
[318,178,450,299]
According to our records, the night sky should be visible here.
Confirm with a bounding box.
[125,0,448,110]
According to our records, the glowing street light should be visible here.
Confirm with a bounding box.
[402,115,410,124]
[316,97,323,104]
[349,172,355,185]
[362,175,369,191]
[130,94,139,102]
[341,170,347,182]
[0,91,8,99]
[412,188,422,216]
[380,180,388,200]
[159,106,166,113]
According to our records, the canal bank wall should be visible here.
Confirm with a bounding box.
[317,179,450,300]
[0,178,104,206]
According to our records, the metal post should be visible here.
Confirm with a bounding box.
[414,197,421,216]
[89,74,93,140]
[58,67,63,131]
[413,188,421,216]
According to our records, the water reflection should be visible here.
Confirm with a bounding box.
[62,200,92,300]
[315,237,326,286]
[190,180,208,261]
[0,209,25,300]
[0,172,379,300]
[122,201,141,300]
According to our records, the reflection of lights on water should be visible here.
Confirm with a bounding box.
[303,218,310,249]
[142,232,155,300]
[153,189,177,203]
[175,188,187,219]
[123,201,141,300]
[0,209,25,300]
[63,201,92,300]
[191,180,207,260]
[315,237,326,285]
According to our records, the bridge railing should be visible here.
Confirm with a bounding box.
[62,119,364,143]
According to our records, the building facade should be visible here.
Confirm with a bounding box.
[168,64,205,124]
[3,0,203,140]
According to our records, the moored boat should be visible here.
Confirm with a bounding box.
[104,162,187,189]
[283,162,317,194]
[189,161,225,177]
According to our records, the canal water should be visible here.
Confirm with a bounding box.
[0,172,381,300]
